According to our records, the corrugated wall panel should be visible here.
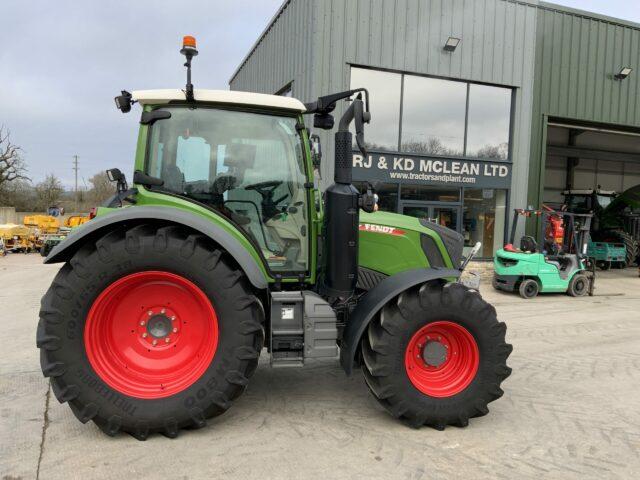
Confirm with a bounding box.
[229,0,316,104]
[528,7,640,207]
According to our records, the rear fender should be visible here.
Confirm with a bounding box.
[44,206,268,289]
[340,267,461,375]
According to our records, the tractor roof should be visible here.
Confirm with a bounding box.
[131,89,306,112]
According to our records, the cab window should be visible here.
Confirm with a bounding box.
[147,107,309,273]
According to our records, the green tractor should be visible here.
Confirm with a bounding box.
[563,186,640,266]
[36,37,511,439]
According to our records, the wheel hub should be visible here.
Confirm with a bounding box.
[137,307,180,346]
[147,315,172,338]
[422,340,448,367]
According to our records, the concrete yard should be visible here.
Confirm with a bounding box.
[1,254,638,480]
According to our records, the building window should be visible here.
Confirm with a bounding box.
[348,66,513,160]
[350,68,401,151]
[400,185,460,203]
[401,76,466,156]
[462,189,507,257]
[466,84,511,160]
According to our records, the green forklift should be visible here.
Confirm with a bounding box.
[36,36,511,439]
[493,208,595,299]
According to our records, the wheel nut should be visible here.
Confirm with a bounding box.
[171,316,176,321]
[139,321,145,326]
[152,339,157,346]
[142,333,148,338]
[161,308,166,314]
[165,337,170,343]
[172,327,178,333]
[148,310,153,316]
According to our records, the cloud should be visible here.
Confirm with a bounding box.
[0,0,282,187]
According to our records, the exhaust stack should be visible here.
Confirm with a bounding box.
[319,93,371,298]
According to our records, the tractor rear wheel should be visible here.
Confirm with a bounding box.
[360,282,512,429]
[36,224,264,439]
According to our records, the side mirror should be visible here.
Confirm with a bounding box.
[313,113,334,130]
[114,90,133,113]
[106,168,125,183]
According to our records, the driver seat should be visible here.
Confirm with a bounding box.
[520,235,538,253]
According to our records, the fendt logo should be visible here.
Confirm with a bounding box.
[359,223,405,236]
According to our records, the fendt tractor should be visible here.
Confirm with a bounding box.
[36,37,512,439]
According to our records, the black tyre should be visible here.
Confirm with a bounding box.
[519,279,539,299]
[360,282,512,429]
[567,273,589,297]
[36,223,264,439]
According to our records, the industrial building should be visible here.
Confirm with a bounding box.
[230,0,640,257]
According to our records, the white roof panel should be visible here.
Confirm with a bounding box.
[131,89,306,112]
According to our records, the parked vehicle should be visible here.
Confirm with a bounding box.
[36,36,511,439]
[494,209,595,299]
[563,186,640,266]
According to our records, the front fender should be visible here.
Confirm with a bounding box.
[45,206,268,289]
[340,267,461,375]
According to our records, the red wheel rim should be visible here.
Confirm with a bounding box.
[404,321,479,398]
[84,271,218,399]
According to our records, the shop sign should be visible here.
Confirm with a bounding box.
[352,151,511,188]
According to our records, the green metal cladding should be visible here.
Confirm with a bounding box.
[528,2,640,209]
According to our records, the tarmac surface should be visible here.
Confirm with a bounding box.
[1,254,639,479]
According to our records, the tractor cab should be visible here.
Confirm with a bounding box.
[131,90,313,273]
[494,208,595,298]
[563,188,617,214]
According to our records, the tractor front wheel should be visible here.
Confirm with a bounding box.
[37,224,264,439]
[360,282,512,429]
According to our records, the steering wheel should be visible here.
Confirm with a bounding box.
[244,180,283,195]
[244,180,288,222]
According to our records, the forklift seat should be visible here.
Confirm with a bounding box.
[519,236,538,253]
[545,255,579,280]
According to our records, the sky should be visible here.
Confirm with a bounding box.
[1,0,638,189]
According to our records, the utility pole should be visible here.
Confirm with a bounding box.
[72,155,79,213]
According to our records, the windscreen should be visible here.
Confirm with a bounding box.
[147,106,309,273]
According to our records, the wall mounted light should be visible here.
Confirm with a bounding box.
[614,67,632,80]
[444,37,460,52]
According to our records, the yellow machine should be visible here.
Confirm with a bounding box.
[0,224,33,253]
[23,215,61,234]
[64,215,90,228]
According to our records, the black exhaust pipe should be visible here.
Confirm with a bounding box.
[321,95,370,298]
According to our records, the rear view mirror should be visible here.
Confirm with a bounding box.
[313,113,334,130]
[106,168,125,183]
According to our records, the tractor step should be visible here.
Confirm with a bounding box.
[269,291,338,367]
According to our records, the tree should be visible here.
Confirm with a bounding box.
[0,127,29,192]
[35,174,64,211]
[0,179,35,210]
[88,171,115,205]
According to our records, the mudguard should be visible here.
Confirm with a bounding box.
[340,267,461,375]
[44,206,268,289]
